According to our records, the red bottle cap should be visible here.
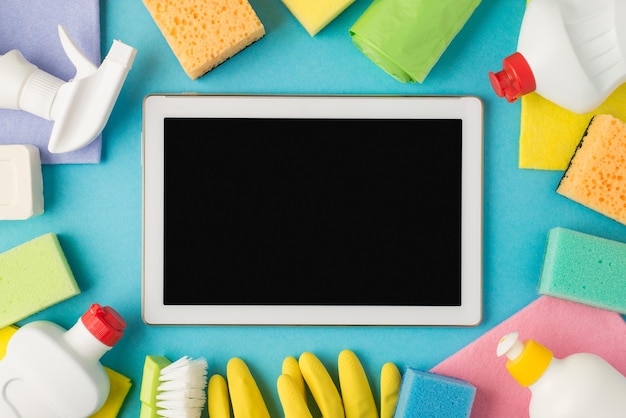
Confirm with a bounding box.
[488,52,536,103]
[81,303,126,347]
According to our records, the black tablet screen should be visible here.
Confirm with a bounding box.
[163,118,462,306]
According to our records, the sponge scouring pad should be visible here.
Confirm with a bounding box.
[142,0,265,80]
[556,114,626,225]
[91,368,132,418]
[281,0,355,36]
[538,227,626,314]
[0,233,80,328]
[394,367,476,418]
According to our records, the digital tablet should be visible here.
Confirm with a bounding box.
[142,94,483,326]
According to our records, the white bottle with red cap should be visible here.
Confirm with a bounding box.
[497,332,626,418]
[488,0,626,114]
[0,303,126,418]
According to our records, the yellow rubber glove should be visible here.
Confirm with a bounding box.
[277,350,402,418]
[207,357,271,418]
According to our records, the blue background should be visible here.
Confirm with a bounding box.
[4,0,626,416]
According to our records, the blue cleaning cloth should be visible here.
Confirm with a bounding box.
[0,0,102,164]
[394,367,476,418]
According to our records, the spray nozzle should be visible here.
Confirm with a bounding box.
[0,25,136,153]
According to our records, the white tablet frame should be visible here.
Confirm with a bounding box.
[142,94,483,326]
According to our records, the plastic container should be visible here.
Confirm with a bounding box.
[497,332,626,418]
[489,0,626,114]
[0,304,126,418]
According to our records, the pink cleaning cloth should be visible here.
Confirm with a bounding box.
[431,296,626,418]
[0,0,101,164]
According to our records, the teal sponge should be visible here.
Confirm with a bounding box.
[0,233,80,328]
[394,367,476,418]
[539,227,626,313]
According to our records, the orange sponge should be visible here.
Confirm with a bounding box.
[142,0,265,80]
[556,114,626,225]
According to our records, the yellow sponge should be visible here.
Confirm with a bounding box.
[281,0,355,36]
[142,0,265,80]
[0,233,80,328]
[519,78,626,171]
[0,325,132,418]
[91,368,133,418]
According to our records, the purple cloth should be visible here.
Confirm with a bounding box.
[0,0,101,164]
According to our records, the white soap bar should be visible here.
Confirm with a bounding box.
[0,144,44,220]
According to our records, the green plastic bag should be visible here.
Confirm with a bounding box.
[350,0,482,83]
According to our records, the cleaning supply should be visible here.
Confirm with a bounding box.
[0,24,136,153]
[518,85,626,170]
[0,325,132,418]
[226,357,271,418]
[350,0,482,83]
[393,367,476,418]
[90,368,132,418]
[0,232,80,328]
[281,0,356,36]
[277,350,401,418]
[139,355,208,418]
[0,144,44,220]
[431,296,626,418]
[557,114,626,224]
[497,331,626,418]
[142,0,265,80]
[0,303,126,417]
[538,227,626,313]
[207,357,270,418]
[207,374,230,418]
[489,0,626,114]
[0,0,102,165]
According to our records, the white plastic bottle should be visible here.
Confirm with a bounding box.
[488,0,626,114]
[0,303,126,418]
[497,332,626,418]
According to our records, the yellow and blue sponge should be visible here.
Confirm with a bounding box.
[0,233,80,328]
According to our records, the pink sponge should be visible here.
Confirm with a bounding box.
[430,296,626,418]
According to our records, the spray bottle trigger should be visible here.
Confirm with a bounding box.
[57,24,98,80]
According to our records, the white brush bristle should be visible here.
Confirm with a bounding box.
[155,356,208,418]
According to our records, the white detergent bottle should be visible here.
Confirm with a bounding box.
[497,332,626,418]
[0,303,126,418]
[488,0,626,114]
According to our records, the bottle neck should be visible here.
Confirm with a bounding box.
[63,319,111,362]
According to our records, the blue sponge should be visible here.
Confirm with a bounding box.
[394,367,476,418]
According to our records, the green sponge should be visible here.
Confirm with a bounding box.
[538,227,626,313]
[0,233,80,328]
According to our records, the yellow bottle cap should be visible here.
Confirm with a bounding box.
[498,332,553,387]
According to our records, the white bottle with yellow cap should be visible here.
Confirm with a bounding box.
[497,332,626,418]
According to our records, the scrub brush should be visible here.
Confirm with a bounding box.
[139,355,208,418]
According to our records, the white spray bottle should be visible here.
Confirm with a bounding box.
[0,304,126,417]
[488,0,626,114]
[0,25,136,153]
[497,332,626,418]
